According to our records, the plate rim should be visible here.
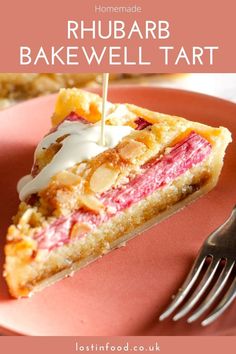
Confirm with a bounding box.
[0,86,236,118]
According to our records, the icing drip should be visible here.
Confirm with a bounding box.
[18,119,133,200]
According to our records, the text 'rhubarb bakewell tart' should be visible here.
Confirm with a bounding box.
[4,88,232,298]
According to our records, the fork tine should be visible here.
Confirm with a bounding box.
[187,261,235,323]
[159,253,206,321]
[201,276,236,326]
[173,257,220,321]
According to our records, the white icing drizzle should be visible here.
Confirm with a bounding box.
[18,117,133,201]
[100,73,109,146]
[17,175,33,194]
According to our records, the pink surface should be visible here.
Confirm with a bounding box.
[0,87,235,336]
[0,0,236,72]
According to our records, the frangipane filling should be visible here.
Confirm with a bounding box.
[33,128,212,251]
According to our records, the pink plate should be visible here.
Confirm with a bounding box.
[0,87,235,336]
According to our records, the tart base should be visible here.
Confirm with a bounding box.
[31,179,214,296]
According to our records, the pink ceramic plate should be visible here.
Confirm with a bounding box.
[0,87,235,336]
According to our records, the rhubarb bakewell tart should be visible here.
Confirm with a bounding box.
[4,88,232,298]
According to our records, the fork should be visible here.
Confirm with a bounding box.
[159,205,236,326]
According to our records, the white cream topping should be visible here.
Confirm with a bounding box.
[17,175,33,194]
[18,114,134,201]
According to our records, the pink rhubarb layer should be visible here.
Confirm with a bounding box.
[34,131,212,250]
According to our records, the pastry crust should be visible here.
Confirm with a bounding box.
[4,89,232,298]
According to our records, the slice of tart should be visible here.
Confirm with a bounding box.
[4,88,232,298]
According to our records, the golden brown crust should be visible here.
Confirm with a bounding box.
[52,88,104,125]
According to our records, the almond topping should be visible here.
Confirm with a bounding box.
[90,164,118,193]
[70,222,92,240]
[53,171,81,186]
[119,140,146,161]
[78,194,104,213]
[18,209,35,226]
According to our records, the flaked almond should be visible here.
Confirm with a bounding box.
[119,140,146,161]
[90,163,118,193]
[53,171,81,186]
[70,222,92,240]
[18,209,35,226]
[79,194,104,213]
